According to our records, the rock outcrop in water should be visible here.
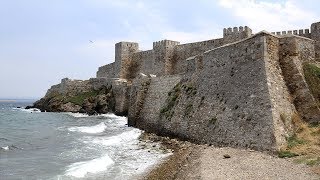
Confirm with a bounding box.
[32,78,116,115]
[34,22,320,151]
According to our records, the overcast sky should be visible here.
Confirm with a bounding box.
[0,0,319,99]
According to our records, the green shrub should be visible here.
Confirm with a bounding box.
[160,83,181,120]
[306,157,320,166]
[303,63,320,103]
[67,90,99,105]
[184,103,193,118]
[286,134,306,149]
[278,150,299,158]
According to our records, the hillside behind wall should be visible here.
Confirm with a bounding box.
[129,32,296,151]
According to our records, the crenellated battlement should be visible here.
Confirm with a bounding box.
[271,29,311,38]
[115,41,139,49]
[223,26,252,36]
[153,40,180,49]
[97,21,320,80]
[136,49,154,55]
[223,26,252,44]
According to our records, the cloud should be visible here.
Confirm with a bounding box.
[218,0,318,31]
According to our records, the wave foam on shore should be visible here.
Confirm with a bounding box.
[65,154,114,178]
[68,122,107,134]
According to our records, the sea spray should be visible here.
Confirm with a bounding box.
[65,154,114,178]
[68,122,107,134]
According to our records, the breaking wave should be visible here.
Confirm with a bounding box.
[0,145,20,151]
[13,108,41,113]
[65,112,89,118]
[91,129,141,146]
[65,154,114,178]
[68,122,107,134]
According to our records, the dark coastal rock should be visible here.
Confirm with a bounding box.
[25,106,33,109]
[32,85,116,115]
[61,102,81,113]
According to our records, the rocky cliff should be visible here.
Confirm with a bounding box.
[32,78,117,115]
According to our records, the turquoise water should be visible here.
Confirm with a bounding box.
[0,100,169,180]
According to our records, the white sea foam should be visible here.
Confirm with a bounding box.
[66,112,128,121]
[1,146,9,151]
[97,113,127,121]
[14,108,41,113]
[92,129,141,146]
[65,112,89,118]
[65,154,114,178]
[68,122,107,134]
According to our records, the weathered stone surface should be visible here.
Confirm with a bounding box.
[61,102,81,113]
[127,32,319,151]
[278,36,320,123]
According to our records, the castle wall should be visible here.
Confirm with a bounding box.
[311,22,320,60]
[96,22,320,81]
[186,55,203,74]
[264,35,296,147]
[278,36,320,123]
[96,62,115,78]
[131,50,155,76]
[128,75,182,129]
[271,29,311,39]
[115,42,139,79]
[223,26,253,44]
[172,38,224,74]
[152,40,180,76]
[130,33,293,151]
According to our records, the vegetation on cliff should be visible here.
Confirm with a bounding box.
[303,63,320,104]
[160,82,182,120]
[278,112,320,173]
[33,86,115,115]
[160,81,199,121]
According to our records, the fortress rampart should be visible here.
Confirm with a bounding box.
[41,21,320,151]
[271,29,311,38]
[97,26,254,79]
[97,22,320,80]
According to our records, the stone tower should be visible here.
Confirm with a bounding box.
[115,42,139,79]
[223,26,252,44]
[153,40,180,76]
[311,22,320,60]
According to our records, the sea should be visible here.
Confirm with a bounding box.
[0,100,170,180]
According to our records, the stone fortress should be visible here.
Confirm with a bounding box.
[97,26,253,79]
[39,22,320,151]
[97,24,319,80]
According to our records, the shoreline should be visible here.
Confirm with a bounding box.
[138,132,197,179]
[139,133,319,180]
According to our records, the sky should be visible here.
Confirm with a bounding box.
[0,0,319,99]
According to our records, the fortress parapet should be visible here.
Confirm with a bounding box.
[96,21,320,80]
[153,40,180,75]
[271,29,311,38]
[311,22,320,60]
[153,40,180,49]
[223,26,252,44]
